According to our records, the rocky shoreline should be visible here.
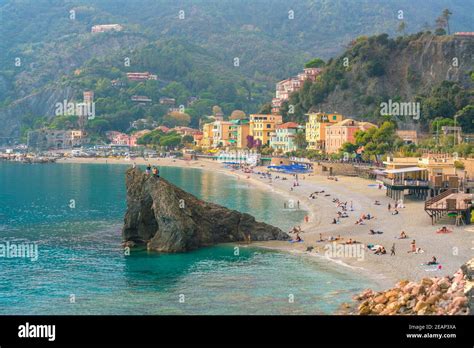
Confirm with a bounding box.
[354,258,474,315]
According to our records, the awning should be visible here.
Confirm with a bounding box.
[383,167,427,174]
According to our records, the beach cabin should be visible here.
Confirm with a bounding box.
[382,167,430,200]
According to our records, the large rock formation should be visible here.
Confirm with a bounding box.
[122,168,289,252]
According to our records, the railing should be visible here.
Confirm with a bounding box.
[382,177,429,187]
[425,188,455,210]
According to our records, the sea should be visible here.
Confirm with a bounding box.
[0,161,378,314]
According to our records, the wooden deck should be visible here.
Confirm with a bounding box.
[425,193,473,211]
[425,189,473,225]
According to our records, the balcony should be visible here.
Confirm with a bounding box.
[382,177,429,188]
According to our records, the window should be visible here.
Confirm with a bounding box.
[267,124,271,128]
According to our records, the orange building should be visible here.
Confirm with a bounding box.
[325,119,377,153]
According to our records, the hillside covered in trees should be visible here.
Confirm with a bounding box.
[0,0,473,142]
[281,32,474,133]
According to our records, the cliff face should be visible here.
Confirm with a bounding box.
[316,34,474,120]
[0,33,148,142]
[122,168,289,252]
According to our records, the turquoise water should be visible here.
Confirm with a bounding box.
[0,162,375,314]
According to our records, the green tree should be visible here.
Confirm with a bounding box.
[293,131,307,149]
[160,134,182,148]
[340,142,358,154]
[162,111,191,127]
[442,9,453,35]
[305,58,325,68]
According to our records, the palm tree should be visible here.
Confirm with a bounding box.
[294,131,307,149]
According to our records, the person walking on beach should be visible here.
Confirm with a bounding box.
[388,203,391,211]
[297,200,300,209]
[390,243,396,256]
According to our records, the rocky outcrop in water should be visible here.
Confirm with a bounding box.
[354,258,474,315]
[122,167,289,252]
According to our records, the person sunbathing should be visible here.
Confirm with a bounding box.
[399,231,408,239]
[392,209,399,215]
[408,240,416,253]
[374,200,381,205]
[436,226,452,234]
[374,246,386,255]
[427,256,438,265]
[295,233,302,242]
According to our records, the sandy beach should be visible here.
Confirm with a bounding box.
[57,156,474,289]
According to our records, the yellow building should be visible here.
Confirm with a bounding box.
[305,112,343,150]
[212,121,233,147]
[199,122,214,148]
[229,119,250,148]
[249,114,283,146]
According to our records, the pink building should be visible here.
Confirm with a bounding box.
[272,68,322,113]
[325,119,377,154]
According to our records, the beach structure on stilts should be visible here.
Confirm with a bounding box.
[381,167,430,201]
[424,190,473,225]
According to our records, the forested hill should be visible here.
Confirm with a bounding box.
[281,33,474,133]
[0,0,473,140]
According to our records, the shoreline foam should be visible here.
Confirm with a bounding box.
[56,157,474,291]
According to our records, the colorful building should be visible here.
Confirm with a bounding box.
[229,119,250,148]
[325,119,377,154]
[198,123,214,148]
[27,129,86,150]
[269,122,304,153]
[272,68,322,113]
[212,121,233,147]
[305,112,344,150]
[249,114,283,146]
